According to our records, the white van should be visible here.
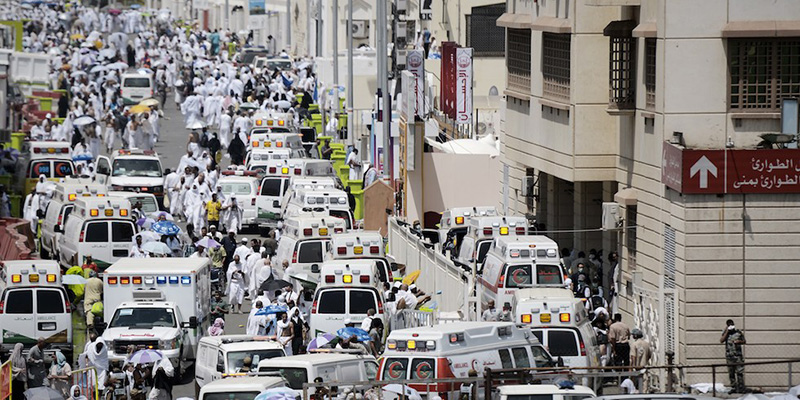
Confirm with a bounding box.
[479,235,565,312]
[249,132,305,156]
[251,113,297,134]
[456,215,528,273]
[379,322,555,398]
[41,181,108,260]
[328,231,393,283]
[257,353,379,391]
[274,214,346,281]
[0,261,72,360]
[121,72,154,105]
[498,384,596,400]
[58,197,137,270]
[514,288,600,372]
[282,188,354,229]
[246,149,293,173]
[100,149,165,207]
[107,191,159,215]
[198,376,289,400]
[14,141,75,195]
[218,171,260,230]
[254,160,336,229]
[438,206,499,250]
[196,335,286,388]
[309,259,385,337]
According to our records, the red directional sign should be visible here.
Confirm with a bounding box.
[662,142,800,194]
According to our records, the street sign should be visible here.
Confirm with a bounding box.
[662,142,800,194]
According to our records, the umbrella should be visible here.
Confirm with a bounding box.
[73,115,96,127]
[70,33,85,40]
[150,211,174,221]
[130,3,141,8]
[100,48,117,58]
[276,100,292,110]
[254,387,299,400]
[382,385,422,400]
[137,68,153,75]
[239,102,259,110]
[336,327,371,342]
[136,217,155,228]
[288,272,317,290]
[255,304,289,316]
[139,98,159,107]
[107,61,129,70]
[195,237,221,249]
[306,333,339,351]
[24,387,63,400]
[141,241,171,255]
[259,279,292,294]
[108,8,121,15]
[90,65,106,73]
[186,120,206,130]
[137,231,161,243]
[128,349,164,364]
[62,274,87,285]
[70,70,87,78]
[151,220,181,235]
[129,104,151,114]
[402,270,421,285]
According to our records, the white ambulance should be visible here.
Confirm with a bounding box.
[14,141,75,195]
[274,214,346,282]
[249,131,305,155]
[102,258,211,378]
[58,197,137,270]
[196,335,286,388]
[479,236,565,312]
[309,259,385,337]
[107,191,159,215]
[438,206,499,253]
[250,113,296,135]
[254,160,336,228]
[514,288,601,372]
[281,188,354,229]
[100,149,165,208]
[0,261,72,360]
[497,384,596,400]
[257,353,379,391]
[379,322,555,398]
[246,148,293,173]
[198,377,289,400]
[456,215,529,273]
[40,180,108,260]
[217,170,260,230]
[328,231,393,283]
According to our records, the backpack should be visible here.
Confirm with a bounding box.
[590,295,605,311]
[199,133,209,148]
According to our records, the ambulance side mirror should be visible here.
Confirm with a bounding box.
[182,316,198,329]
[556,356,565,367]
[216,360,224,373]
[390,263,398,272]
[311,264,320,274]
[54,225,62,233]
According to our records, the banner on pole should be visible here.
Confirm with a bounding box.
[455,47,473,125]
[406,50,425,119]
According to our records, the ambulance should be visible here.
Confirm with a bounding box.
[309,259,385,336]
[0,261,72,360]
[246,148,293,173]
[196,335,286,388]
[514,288,601,372]
[257,353,379,391]
[40,180,108,260]
[107,192,160,214]
[274,214,346,282]
[255,160,337,228]
[328,231,393,283]
[198,377,289,400]
[250,112,296,134]
[102,258,211,378]
[479,236,565,313]
[249,132,305,156]
[218,170,260,230]
[281,188,354,229]
[438,206,499,254]
[100,149,165,207]
[379,322,555,398]
[456,215,529,273]
[14,141,75,195]
[497,384,596,400]
[58,197,137,270]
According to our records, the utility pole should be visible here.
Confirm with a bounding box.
[286,0,291,51]
[316,0,322,56]
[376,0,390,177]
[347,0,353,145]
[224,0,229,28]
[333,0,339,112]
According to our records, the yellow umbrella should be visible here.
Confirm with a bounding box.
[70,33,85,40]
[402,270,421,285]
[129,104,151,114]
[139,98,160,107]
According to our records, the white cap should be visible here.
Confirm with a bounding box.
[409,284,417,291]
[344,318,353,325]
[393,281,402,289]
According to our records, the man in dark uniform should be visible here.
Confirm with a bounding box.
[721,319,746,393]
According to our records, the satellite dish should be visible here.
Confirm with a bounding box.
[477,122,487,135]
[488,86,499,96]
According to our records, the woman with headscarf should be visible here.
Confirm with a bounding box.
[208,318,225,336]
[69,385,88,400]
[227,131,246,165]
[86,337,109,388]
[10,343,26,400]
[289,307,307,355]
[48,350,72,397]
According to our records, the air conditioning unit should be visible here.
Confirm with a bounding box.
[520,176,535,197]
[352,20,369,39]
[602,202,621,231]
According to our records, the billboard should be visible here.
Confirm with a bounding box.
[249,0,265,15]
[455,47,473,125]
[420,0,432,20]
[406,50,425,119]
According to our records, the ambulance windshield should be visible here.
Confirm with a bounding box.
[109,307,177,328]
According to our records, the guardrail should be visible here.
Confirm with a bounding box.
[388,309,436,331]
[0,361,10,400]
[71,367,99,400]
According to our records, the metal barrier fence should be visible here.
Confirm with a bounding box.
[388,309,436,331]
[0,361,10,400]
[678,359,800,397]
[71,367,99,400]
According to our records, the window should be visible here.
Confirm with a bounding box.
[53,161,73,177]
[382,358,409,381]
[626,205,637,268]
[530,346,553,367]
[221,183,253,195]
[260,178,284,196]
[129,196,158,213]
[317,290,345,314]
[729,38,800,112]
[504,264,532,288]
[349,290,377,314]
[112,159,162,177]
[123,77,152,88]
[5,289,33,314]
[498,349,514,368]
[37,289,64,314]
[511,347,531,368]
[365,361,379,380]
[609,36,636,108]
[507,29,532,94]
[536,264,563,285]
[410,358,436,380]
[62,205,74,225]
[466,4,506,57]
[112,222,135,243]
[645,38,656,108]
[258,367,308,390]
[227,350,284,373]
[84,222,108,243]
[547,329,580,357]
[30,161,51,177]
[542,33,571,102]
[297,241,324,263]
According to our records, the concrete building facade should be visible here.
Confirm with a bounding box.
[498,0,800,387]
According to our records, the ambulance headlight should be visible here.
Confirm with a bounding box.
[159,336,179,349]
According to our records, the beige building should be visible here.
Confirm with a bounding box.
[497,0,800,388]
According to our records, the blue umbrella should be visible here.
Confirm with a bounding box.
[254,387,299,400]
[255,304,288,316]
[129,3,141,8]
[337,327,371,342]
[151,220,181,235]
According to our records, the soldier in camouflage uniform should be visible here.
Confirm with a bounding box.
[720,319,746,392]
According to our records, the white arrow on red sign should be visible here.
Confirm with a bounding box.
[690,155,718,189]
